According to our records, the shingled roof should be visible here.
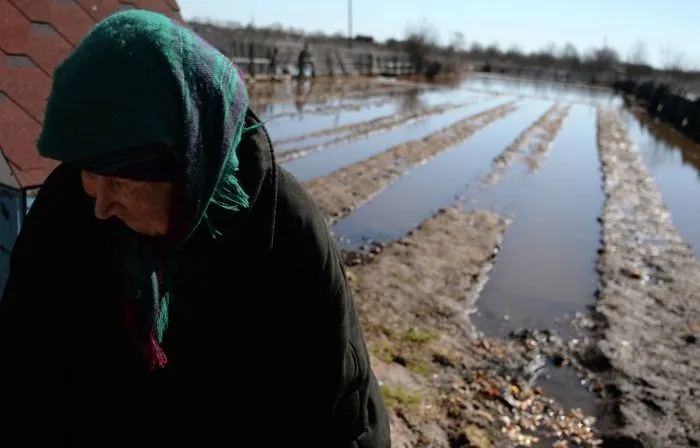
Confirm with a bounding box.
[0,0,183,189]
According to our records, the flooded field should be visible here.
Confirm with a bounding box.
[253,75,700,448]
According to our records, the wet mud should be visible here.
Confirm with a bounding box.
[522,106,571,173]
[481,103,571,186]
[276,101,471,163]
[592,108,700,447]
[344,207,601,447]
[303,102,519,225]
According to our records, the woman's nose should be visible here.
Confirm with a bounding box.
[91,179,115,220]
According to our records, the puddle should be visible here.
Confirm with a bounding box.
[470,106,602,339]
[621,109,700,258]
[537,364,598,417]
[284,97,518,182]
[332,100,553,248]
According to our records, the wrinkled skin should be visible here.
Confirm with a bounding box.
[81,170,173,236]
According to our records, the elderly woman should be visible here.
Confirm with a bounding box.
[0,10,389,447]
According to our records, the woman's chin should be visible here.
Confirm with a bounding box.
[124,219,167,237]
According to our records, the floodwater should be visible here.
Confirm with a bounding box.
[470,106,604,339]
[265,102,400,143]
[332,100,553,247]
[284,96,517,182]
[463,75,623,107]
[266,87,492,146]
[622,110,700,259]
[258,75,700,430]
[286,78,613,420]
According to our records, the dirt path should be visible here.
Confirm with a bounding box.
[593,108,700,447]
[480,104,570,186]
[303,102,518,225]
[277,101,473,163]
[345,207,601,447]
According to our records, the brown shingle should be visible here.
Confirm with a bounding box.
[0,92,56,188]
[0,2,73,74]
[0,0,183,189]
[76,0,122,22]
[0,52,52,122]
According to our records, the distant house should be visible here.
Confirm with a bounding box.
[0,1,183,295]
[354,35,374,44]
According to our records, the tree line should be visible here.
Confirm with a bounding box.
[188,17,699,82]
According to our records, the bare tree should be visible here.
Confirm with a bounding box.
[583,46,620,71]
[626,40,649,65]
[504,45,524,62]
[449,31,466,52]
[403,19,439,74]
[559,42,580,67]
[469,42,485,57]
[659,45,687,71]
[541,41,557,57]
[531,42,558,67]
[484,41,501,60]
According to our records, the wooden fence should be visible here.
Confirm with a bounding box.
[480,62,627,85]
[192,26,416,77]
[615,79,700,144]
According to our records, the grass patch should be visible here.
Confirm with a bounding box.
[369,327,439,377]
[403,328,433,344]
[380,385,420,410]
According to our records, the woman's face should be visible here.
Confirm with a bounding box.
[81,170,173,236]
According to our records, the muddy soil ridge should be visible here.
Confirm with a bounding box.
[593,108,700,447]
[523,105,571,173]
[481,103,571,186]
[276,101,473,163]
[304,101,519,226]
[346,207,601,447]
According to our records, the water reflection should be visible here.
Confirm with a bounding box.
[462,75,621,107]
[623,108,700,175]
[623,107,700,258]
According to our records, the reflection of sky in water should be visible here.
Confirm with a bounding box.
[333,99,553,248]
[471,106,603,337]
[623,111,700,258]
[461,76,621,107]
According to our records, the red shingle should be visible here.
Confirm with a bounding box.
[0,1,73,74]
[9,0,95,47]
[10,161,58,188]
[76,0,122,23]
[124,0,173,16]
[0,52,52,122]
[0,94,46,171]
[0,0,183,189]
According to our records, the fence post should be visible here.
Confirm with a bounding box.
[248,42,255,77]
[326,51,335,76]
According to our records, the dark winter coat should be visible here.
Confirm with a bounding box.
[0,117,390,447]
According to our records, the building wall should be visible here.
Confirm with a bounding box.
[0,185,24,297]
[0,153,20,189]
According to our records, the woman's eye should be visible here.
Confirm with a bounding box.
[112,179,127,191]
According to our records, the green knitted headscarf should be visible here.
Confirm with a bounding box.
[37,10,255,369]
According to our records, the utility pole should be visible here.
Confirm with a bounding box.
[348,0,353,48]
